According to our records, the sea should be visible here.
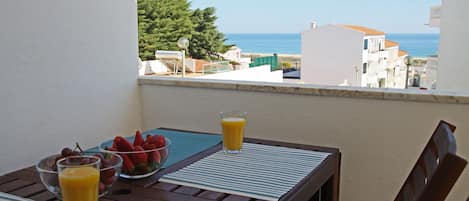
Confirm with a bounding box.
[225,33,439,57]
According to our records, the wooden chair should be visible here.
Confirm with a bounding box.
[394,121,467,201]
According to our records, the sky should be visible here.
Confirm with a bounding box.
[191,0,441,34]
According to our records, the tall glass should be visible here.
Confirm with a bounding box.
[57,156,100,201]
[220,111,247,154]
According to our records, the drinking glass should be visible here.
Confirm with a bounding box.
[220,111,247,154]
[57,156,101,201]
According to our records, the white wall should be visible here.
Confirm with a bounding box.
[301,25,364,86]
[198,65,283,83]
[0,0,142,173]
[141,82,469,201]
[437,0,469,91]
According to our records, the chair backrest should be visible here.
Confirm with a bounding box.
[394,121,467,201]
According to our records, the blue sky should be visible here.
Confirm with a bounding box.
[191,0,441,34]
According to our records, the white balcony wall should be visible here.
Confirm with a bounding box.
[438,0,469,91]
[0,0,142,173]
[140,79,469,201]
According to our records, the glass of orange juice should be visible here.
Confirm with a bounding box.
[221,111,247,154]
[57,156,101,201]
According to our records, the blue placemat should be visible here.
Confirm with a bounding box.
[144,128,222,168]
[89,128,222,168]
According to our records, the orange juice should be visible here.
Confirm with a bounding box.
[221,117,246,151]
[59,166,100,201]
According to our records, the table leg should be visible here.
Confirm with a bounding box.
[319,153,341,201]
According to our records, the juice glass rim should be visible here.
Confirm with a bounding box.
[220,111,247,119]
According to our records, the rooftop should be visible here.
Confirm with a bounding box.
[385,40,399,48]
[399,50,408,57]
[341,25,385,36]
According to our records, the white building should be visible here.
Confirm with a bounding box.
[431,1,469,91]
[384,40,408,88]
[219,46,252,70]
[422,55,438,89]
[301,24,407,88]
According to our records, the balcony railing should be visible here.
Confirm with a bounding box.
[139,77,469,201]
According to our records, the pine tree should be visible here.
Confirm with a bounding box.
[189,7,227,60]
[138,0,193,60]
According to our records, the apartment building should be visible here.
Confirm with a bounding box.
[301,24,407,88]
[384,40,408,88]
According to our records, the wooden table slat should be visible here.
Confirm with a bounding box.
[197,190,227,200]
[106,193,163,201]
[173,186,202,196]
[99,198,116,201]
[28,191,57,201]
[0,179,35,192]
[107,185,212,201]
[4,169,41,183]
[222,194,252,201]
[0,176,16,185]
[9,183,45,197]
[152,182,179,192]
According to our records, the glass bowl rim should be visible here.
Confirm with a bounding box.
[36,152,123,174]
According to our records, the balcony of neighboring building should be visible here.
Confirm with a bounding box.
[378,49,389,59]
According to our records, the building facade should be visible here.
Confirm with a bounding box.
[301,24,407,88]
[432,0,469,91]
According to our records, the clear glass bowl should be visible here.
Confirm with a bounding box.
[99,137,171,179]
[36,152,122,199]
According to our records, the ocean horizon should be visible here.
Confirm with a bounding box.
[225,33,439,57]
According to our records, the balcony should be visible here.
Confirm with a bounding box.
[379,50,389,59]
[139,77,469,201]
[1,1,469,201]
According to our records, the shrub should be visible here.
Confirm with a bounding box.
[282,62,292,68]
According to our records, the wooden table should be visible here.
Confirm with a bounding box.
[0,128,341,201]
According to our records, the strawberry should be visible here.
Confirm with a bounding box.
[145,134,152,144]
[99,182,105,194]
[114,136,134,152]
[143,143,161,166]
[133,130,144,146]
[142,143,155,150]
[120,154,135,174]
[150,135,166,148]
[132,146,148,171]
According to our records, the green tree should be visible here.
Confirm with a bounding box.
[138,0,193,60]
[189,7,227,60]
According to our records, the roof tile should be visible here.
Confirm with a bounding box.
[342,25,385,36]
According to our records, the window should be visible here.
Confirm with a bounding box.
[363,63,368,74]
[364,39,369,50]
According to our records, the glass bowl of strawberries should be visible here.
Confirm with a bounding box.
[99,130,171,179]
[36,147,123,199]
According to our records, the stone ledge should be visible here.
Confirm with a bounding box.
[138,77,469,105]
